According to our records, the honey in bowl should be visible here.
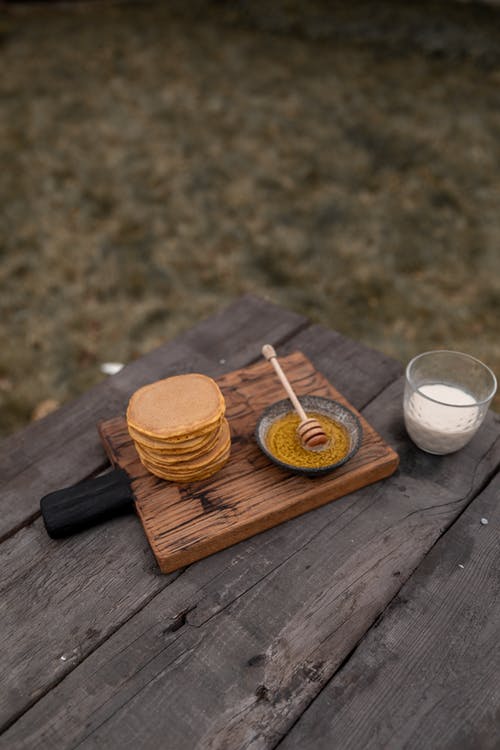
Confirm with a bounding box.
[255,395,363,476]
[266,411,350,469]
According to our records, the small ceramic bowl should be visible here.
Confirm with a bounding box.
[255,395,363,476]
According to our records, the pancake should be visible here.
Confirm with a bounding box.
[136,419,231,471]
[127,373,225,440]
[127,418,223,455]
[140,443,231,482]
[128,417,220,446]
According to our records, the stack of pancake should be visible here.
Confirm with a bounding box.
[126,373,230,482]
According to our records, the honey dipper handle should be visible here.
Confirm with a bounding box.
[261,344,308,422]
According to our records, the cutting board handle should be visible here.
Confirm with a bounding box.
[40,467,135,538]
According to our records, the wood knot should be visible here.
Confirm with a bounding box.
[255,684,269,702]
[302,661,324,683]
[247,654,266,668]
[163,605,197,634]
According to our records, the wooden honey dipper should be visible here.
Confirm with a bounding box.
[262,344,329,450]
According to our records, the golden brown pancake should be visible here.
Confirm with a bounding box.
[127,418,223,455]
[127,373,225,440]
[127,417,220,445]
[136,419,230,471]
[140,444,231,482]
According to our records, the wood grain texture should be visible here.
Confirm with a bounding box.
[280,323,403,410]
[0,311,402,735]
[0,294,307,540]
[279,470,500,750]
[99,352,399,573]
[3,378,499,749]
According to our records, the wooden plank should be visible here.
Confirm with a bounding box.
[100,352,399,573]
[279,470,500,750]
[0,294,307,540]
[0,321,402,734]
[2,384,498,749]
[281,323,403,409]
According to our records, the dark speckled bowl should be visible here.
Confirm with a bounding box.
[255,395,363,476]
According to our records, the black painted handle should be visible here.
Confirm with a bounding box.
[40,467,135,538]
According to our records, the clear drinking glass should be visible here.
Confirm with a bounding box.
[404,350,497,455]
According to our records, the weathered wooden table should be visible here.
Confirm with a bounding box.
[1,295,499,750]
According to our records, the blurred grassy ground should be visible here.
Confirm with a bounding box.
[1,0,499,438]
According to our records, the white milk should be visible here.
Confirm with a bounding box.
[404,383,480,454]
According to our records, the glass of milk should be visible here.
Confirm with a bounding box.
[404,350,497,454]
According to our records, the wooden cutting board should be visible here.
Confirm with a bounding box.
[98,351,399,573]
